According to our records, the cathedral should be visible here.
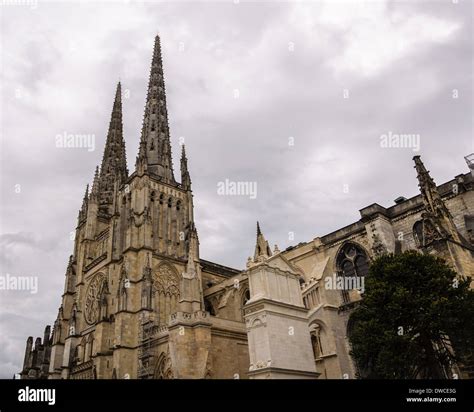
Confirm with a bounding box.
[20,36,474,380]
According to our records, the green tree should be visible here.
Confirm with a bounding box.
[348,250,474,379]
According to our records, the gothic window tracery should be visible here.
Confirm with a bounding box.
[84,273,108,325]
[336,243,369,304]
[154,352,174,379]
[152,264,180,325]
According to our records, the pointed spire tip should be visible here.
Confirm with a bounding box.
[257,221,262,236]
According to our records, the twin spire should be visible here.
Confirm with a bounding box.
[82,35,191,216]
[135,35,176,184]
[98,82,128,207]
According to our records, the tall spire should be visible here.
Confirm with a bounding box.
[135,35,176,184]
[98,82,128,206]
[180,144,191,190]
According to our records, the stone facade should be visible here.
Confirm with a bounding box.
[20,36,474,380]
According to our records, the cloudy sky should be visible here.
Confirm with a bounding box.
[0,0,472,378]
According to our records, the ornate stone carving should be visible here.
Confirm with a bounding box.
[415,213,450,248]
[245,313,267,328]
[153,264,180,295]
[128,207,152,227]
[152,263,180,325]
[154,350,174,379]
[84,272,108,325]
[249,359,272,371]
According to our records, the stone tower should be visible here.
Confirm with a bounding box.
[43,35,206,379]
[244,223,319,379]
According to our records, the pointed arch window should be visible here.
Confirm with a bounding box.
[413,220,424,247]
[336,243,369,304]
[240,288,251,320]
[152,264,180,326]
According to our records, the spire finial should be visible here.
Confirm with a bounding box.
[180,143,191,190]
[413,155,433,185]
[83,183,89,199]
[413,155,439,213]
[93,165,99,184]
[253,222,272,263]
[90,166,100,200]
[79,183,89,219]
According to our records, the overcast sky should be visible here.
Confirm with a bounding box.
[0,0,472,378]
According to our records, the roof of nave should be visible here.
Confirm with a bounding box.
[200,259,241,278]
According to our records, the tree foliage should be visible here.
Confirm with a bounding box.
[349,250,474,379]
